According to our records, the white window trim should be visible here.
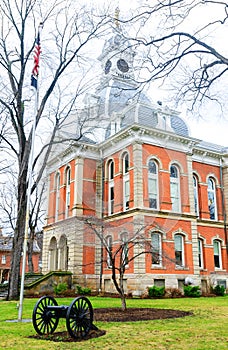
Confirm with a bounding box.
[65,167,71,219]
[106,236,112,268]
[208,178,218,221]
[123,176,130,211]
[122,153,130,211]
[174,234,185,267]
[193,175,199,217]
[108,182,114,215]
[198,238,204,269]
[148,160,159,210]
[151,233,162,267]
[170,165,181,213]
[213,240,222,270]
[108,161,114,215]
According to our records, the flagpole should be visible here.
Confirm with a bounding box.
[18,23,42,321]
[18,90,38,321]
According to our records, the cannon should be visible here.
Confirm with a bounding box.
[32,295,97,339]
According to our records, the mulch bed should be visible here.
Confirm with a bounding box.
[29,307,193,342]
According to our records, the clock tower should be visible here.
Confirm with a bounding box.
[98,9,136,84]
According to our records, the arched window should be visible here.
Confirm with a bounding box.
[55,173,60,221]
[58,235,68,270]
[108,160,114,215]
[65,167,71,219]
[208,177,217,220]
[106,235,112,268]
[48,237,58,271]
[170,165,181,212]
[122,153,130,211]
[198,238,204,269]
[123,153,129,174]
[174,234,184,267]
[151,232,162,266]
[148,160,159,209]
[193,175,199,217]
[213,239,222,269]
[121,232,128,265]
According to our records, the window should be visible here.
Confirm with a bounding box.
[1,255,6,264]
[55,173,60,221]
[154,279,165,287]
[121,233,128,265]
[123,153,129,174]
[106,236,112,268]
[174,234,184,267]
[123,153,130,211]
[213,240,222,269]
[151,233,162,266]
[198,238,204,269]
[148,160,159,209]
[108,160,114,215]
[170,165,181,212]
[208,178,217,220]
[65,167,71,219]
[193,175,199,216]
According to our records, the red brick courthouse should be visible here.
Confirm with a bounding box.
[42,27,228,295]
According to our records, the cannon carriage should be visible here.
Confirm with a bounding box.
[32,295,97,339]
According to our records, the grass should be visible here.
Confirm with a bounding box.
[0,296,228,349]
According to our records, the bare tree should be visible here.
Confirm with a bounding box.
[123,0,228,112]
[0,0,111,300]
[83,217,163,311]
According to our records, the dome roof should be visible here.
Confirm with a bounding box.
[170,115,189,137]
[96,80,189,139]
[97,79,151,117]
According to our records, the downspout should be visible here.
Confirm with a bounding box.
[219,158,228,253]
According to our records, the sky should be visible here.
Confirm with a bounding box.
[70,0,228,147]
[124,0,228,148]
[187,116,228,147]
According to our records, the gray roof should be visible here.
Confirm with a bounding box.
[197,140,225,153]
[96,79,189,139]
[0,234,40,253]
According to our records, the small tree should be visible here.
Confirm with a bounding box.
[83,217,156,311]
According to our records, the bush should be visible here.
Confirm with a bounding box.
[148,286,165,298]
[54,282,68,295]
[212,285,225,296]
[76,285,91,295]
[165,288,183,298]
[184,285,200,297]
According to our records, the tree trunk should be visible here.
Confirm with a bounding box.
[7,163,28,300]
[120,293,127,311]
[27,227,35,273]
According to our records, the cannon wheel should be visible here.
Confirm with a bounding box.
[32,296,59,335]
[66,296,93,339]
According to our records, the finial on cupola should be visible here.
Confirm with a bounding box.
[114,7,120,28]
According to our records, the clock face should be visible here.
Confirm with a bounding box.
[105,60,112,74]
[117,59,129,73]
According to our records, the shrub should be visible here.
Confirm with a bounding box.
[165,288,183,298]
[212,285,225,296]
[184,285,200,297]
[148,286,165,298]
[76,285,91,295]
[54,282,68,295]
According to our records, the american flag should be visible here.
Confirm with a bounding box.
[31,24,42,89]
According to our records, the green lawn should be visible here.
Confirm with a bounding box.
[0,296,228,349]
